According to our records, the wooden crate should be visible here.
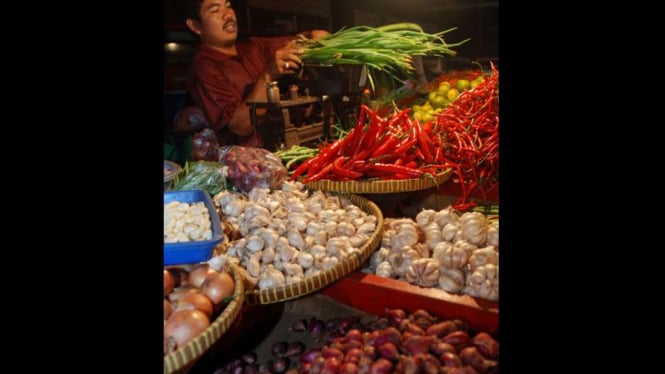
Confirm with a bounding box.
[284,122,324,148]
[322,271,499,335]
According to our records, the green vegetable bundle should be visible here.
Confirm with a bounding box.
[297,22,470,86]
[172,161,228,196]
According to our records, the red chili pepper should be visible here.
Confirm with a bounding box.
[370,132,402,158]
[332,157,363,179]
[304,163,334,183]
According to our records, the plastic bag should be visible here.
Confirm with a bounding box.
[219,146,287,192]
[171,161,228,195]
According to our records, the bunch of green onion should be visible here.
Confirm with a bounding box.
[297,22,470,87]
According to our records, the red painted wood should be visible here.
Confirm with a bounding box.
[322,271,499,335]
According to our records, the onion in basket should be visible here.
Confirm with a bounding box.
[164,309,210,353]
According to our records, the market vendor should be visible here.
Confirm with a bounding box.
[183,0,329,147]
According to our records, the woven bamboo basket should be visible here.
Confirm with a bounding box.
[304,169,452,194]
[164,262,245,374]
[243,193,383,305]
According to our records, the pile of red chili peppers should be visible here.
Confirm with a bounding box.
[433,63,499,211]
[290,64,498,212]
[289,104,449,184]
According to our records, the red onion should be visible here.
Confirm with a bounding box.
[448,367,480,374]
[410,309,437,323]
[430,341,457,356]
[321,347,344,362]
[426,320,458,338]
[271,357,290,373]
[285,341,305,357]
[459,346,497,373]
[362,345,378,360]
[451,318,470,332]
[368,358,393,374]
[271,341,289,358]
[338,362,360,374]
[415,353,441,374]
[321,357,341,374]
[385,308,407,326]
[403,335,436,356]
[396,355,419,373]
[442,330,470,352]
[372,327,402,348]
[342,340,363,352]
[299,349,322,364]
[377,342,399,362]
[343,348,363,364]
[472,332,499,359]
[309,317,325,339]
[440,351,463,367]
[345,329,363,342]
[405,322,426,335]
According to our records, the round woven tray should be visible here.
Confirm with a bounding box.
[243,193,383,305]
[164,262,245,374]
[304,169,452,194]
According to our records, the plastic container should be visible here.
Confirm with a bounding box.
[164,189,224,266]
[164,160,182,191]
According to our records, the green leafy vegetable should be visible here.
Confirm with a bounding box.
[172,161,228,195]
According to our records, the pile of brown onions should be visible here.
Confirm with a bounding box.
[164,264,235,355]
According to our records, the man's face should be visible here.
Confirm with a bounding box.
[192,0,238,47]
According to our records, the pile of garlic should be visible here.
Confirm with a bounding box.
[367,206,499,301]
[207,181,378,290]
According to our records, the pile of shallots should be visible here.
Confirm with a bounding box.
[367,206,499,301]
[298,308,498,373]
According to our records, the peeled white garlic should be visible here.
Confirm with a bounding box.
[487,221,499,248]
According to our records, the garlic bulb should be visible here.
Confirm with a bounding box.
[433,241,469,269]
[459,211,489,246]
[389,248,420,277]
[464,263,498,301]
[415,209,437,228]
[487,221,499,248]
[423,222,443,250]
[468,246,498,272]
[258,265,286,289]
[369,247,390,271]
[376,261,395,278]
[405,258,440,287]
[441,223,459,242]
[439,267,466,294]
[435,205,459,228]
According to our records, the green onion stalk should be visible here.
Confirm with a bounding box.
[297,22,470,90]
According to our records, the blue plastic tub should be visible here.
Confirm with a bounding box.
[164,189,223,266]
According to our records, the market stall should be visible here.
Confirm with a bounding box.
[163,14,499,374]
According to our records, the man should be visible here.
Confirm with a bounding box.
[184,0,328,147]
